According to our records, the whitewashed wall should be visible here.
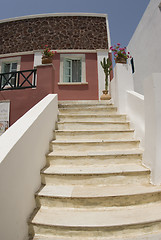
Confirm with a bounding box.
[0,94,58,240]
[126,91,145,148]
[144,73,161,184]
[111,62,161,185]
[128,0,161,94]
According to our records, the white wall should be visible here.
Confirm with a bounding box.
[0,94,58,240]
[126,91,145,148]
[111,63,134,114]
[128,0,161,94]
[144,73,161,184]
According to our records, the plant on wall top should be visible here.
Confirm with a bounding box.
[42,45,57,58]
[110,43,131,62]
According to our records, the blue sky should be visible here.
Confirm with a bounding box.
[1,0,150,47]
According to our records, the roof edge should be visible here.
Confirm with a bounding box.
[0,12,108,24]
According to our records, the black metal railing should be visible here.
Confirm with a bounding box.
[0,69,37,91]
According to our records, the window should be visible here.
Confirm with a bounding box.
[60,54,86,84]
[159,2,161,11]
[63,58,81,82]
[2,62,18,87]
[130,58,135,74]
[0,57,21,88]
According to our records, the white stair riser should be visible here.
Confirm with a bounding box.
[58,122,130,130]
[58,104,113,108]
[47,154,142,166]
[51,141,140,152]
[59,108,117,114]
[30,221,161,239]
[36,192,161,208]
[59,115,126,122]
[55,131,134,140]
[41,172,150,186]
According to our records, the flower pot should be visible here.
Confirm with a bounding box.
[115,56,127,64]
[100,90,111,100]
[42,57,53,64]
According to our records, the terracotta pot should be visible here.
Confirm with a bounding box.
[115,56,127,64]
[42,57,53,64]
[100,90,111,100]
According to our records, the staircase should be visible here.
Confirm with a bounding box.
[29,100,161,240]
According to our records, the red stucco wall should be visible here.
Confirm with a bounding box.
[0,52,99,125]
[0,62,55,125]
[53,53,98,100]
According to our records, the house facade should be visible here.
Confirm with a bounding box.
[0,13,112,125]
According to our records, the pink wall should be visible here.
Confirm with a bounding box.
[0,52,99,125]
[0,61,55,125]
[53,53,99,100]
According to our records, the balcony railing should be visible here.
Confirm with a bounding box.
[0,69,37,91]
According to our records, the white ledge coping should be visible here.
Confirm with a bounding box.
[58,82,88,85]
[0,13,108,24]
[0,49,109,58]
[127,90,144,100]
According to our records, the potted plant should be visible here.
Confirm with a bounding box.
[100,57,112,100]
[110,43,131,63]
[42,45,57,64]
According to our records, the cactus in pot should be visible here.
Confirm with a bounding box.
[100,57,112,100]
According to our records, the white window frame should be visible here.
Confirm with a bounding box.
[0,57,21,88]
[59,54,86,84]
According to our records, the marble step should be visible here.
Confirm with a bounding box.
[32,232,161,240]
[50,139,140,152]
[59,106,117,114]
[57,121,130,130]
[58,100,112,107]
[41,164,150,185]
[47,150,143,166]
[36,184,161,208]
[55,129,135,140]
[58,114,127,122]
[30,202,161,238]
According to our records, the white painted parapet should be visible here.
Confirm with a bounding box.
[126,91,145,148]
[97,50,108,99]
[111,63,134,113]
[0,94,58,240]
[144,73,161,184]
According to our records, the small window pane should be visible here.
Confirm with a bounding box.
[11,63,17,71]
[72,60,81,82]
[3,63,10,73]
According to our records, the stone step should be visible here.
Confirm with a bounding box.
[57,121,130,130]
[58,100,112,107]
[41,164,150,185]
[50,140,140,152]
[58,114,127,122]
[59,106,117,114]
[30,202,161,238]
[47,150,143,166]
[32,233,161,240]
[36,184,161,208]
[55,129,135,140]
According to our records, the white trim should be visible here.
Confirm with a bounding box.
[0,51,34,58]
[106,15,112,51]
[0,49,99,59]
[60,54,86,84]
[0,13,107,24]
[58,82,88,85]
